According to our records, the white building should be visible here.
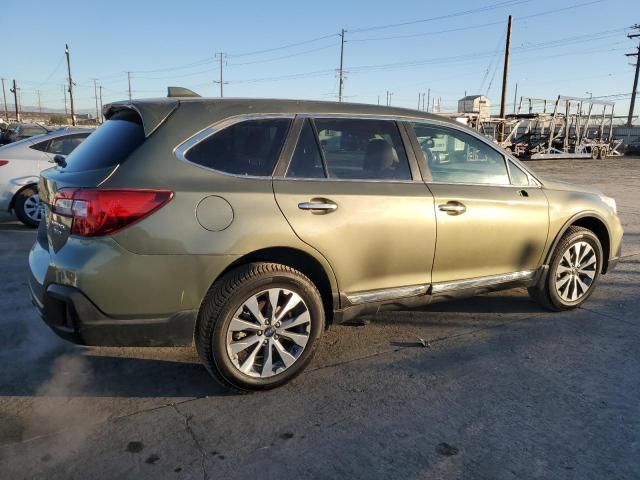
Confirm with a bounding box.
[457,95,491,119]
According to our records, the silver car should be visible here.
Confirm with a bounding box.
[0,127,92,226]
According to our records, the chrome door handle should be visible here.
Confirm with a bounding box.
[438,202,466,215]
[298,199,338,213]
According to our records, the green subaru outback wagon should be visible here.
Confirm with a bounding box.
[29,91,622,391]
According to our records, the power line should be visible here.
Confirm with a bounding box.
[228,43,338,66]
[349,0,530,33]
[229,33,340,58]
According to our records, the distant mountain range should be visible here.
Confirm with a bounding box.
[3,105,95,115]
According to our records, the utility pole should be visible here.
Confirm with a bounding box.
[417,93,421,110]
[499,15,513,141]
[99,85,103,123]
[338,29,345,102]
[214,53,228,97]
[626,25,640,126]
[65,44,76,126]
[1,78,8,121]
[10,79,19,121]
[127,72,132,101]
[37,90,42,113]
[93,79,100,124]
[422,92,426,111]
[62,84,68,116]
[377,95,380,105]
[426,88,431,113]
[513,82,518,114]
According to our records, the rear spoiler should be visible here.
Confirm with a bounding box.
[102,87,200,137]
[102,99,179,137]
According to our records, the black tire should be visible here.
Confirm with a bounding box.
[13,185,42,228]
[528,226,603,311]
[598,147,607,160]
[195,262,325,392]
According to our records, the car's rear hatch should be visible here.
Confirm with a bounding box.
[38,105,163,252]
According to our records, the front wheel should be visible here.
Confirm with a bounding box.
[529,226,603,311]
[196,262,325,391]
[14,185,44,228]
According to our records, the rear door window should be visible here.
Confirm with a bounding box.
[63,111,145,172]
[313,118,412,181]
[185,118,291,176]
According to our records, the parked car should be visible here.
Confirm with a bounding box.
[6,123,51,143]
[0,127,92,226]
[29,95,622,391]
[0,122,18,145]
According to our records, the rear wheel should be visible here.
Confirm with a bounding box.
[196,262,324,391]
[598,146,608,160]
[528,226,603,311]
[591,147,599,160]
[14,185,43,228]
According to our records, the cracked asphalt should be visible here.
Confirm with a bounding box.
[1,157,639,479]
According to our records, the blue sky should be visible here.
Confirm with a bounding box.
[2,0,637,117]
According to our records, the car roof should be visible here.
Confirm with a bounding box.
[104,97,461,138]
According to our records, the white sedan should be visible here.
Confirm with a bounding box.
[0,128,92,226]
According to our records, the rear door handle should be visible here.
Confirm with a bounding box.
[298,198,338,214]
[438,201,466,215]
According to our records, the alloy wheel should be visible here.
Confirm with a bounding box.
[23,194,44,222]
[225,288,311,378]
[554,241,597,302]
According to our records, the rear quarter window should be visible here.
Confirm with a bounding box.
[62,111,145,172]
[184,118,291,176]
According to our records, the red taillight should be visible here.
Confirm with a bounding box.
[0,160,9,167]
[53,188,173,236]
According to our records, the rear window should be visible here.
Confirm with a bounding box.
[62,111,145,172]
[184,118,291,176]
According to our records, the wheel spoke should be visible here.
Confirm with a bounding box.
[580,255,596,269]
[275,293,303,322]
[229,317,261,332]
[576,276,590,294]
[240,342,262,374]
[556,264,572,274]
[230,334,260,355]
[577,243,592,264]
[280,310,311,330]
[556,274,572,291]
[273,339,296,368]
[571,277,578,301]
[579,267,596,279]
[278,330,309,348]
[244,295,265,325]
[268,289,280,318]
[262,340,274,376]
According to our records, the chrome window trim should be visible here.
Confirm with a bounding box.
[431,270,536,294]
[173,111,543,185]
[173,113,295,179]
[346,285,429,305]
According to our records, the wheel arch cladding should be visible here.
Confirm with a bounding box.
[212,247,336,325]
[550,215,610,273]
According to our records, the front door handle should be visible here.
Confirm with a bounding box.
[298,198,338,214]
[438,201,466,215]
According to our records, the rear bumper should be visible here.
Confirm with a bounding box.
[29,279,197,347]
